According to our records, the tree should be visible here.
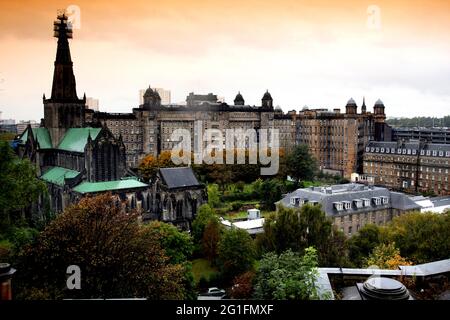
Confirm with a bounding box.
[0,142,47,230]
[15,194,188,299]
[217,228,256,280]
[256,205,349,266]
[230,271,256,299]
[138,151,176,182]
[348,224,383,267]
[386,212,450,263]
[207,184,221,208]
[285,144,318,186]
[142,221,193,264]
[254,247,319,300]
[141,221,197,299]
[202,218,222,263]
[364,242,412,270]
[191,204,217,246]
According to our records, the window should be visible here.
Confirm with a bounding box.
[372,197,382,206]
[343,201,352,210]
[333,202,344,211]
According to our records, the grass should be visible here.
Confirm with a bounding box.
[191,258,219,283]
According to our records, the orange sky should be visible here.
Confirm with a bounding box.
[1,0,450,120]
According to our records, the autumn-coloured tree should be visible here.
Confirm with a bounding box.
[14,193,188,300]
[202,218,222,263]
[364,242,412,270]
[230,271,256,299]
[138,151,177,181]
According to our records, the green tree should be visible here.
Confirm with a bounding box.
[218,228,256,280]
[348,224,383,267]
[285,144,318,186]
[256,205,348,266]
[15,194,188,300]
[0,142,47,230]
[207,184,221,208]
[386,212,450,263]
[254,247,319,300]
[191,204,218,246]
[141,221,197,299]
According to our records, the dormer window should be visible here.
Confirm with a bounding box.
[380,148,385,153]
[446,151,450,157]
[402,149,407,155]
[432,150,437,157]
[333,202,344,211]
[290,196,306,207]
[412,150,417,155]
[372,197,382,206]
[361,198,371,207]
[354,199,363,208]
[391,148,395,154]
[380,196,389,205]
[397,148,402,154]
[342,201,352,210]
[366,147,370,152]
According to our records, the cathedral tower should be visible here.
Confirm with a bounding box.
[43,13,85,146]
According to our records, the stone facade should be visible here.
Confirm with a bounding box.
[277,183,420,236]
[363,141,450,195]
[294,98,387,179]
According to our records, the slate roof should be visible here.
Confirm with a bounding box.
[57,127,102,152]
[73,179,148,194]
[159,167,201,189]
[40,166,80,186]
[277,183,421,216]
[366,141,450,154]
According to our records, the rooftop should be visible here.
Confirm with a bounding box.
[72,179,148,194]
[40,166,80,186]
[159,167,201,189]
[57,127,102,153]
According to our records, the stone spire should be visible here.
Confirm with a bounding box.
[361,97,367,114]
[50,13,78,101]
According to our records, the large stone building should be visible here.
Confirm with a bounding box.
[294,98,388,178]
[277,183,420,236]
[14,14,206,229]
[363,141,450,196]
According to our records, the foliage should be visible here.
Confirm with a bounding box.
[256,205,349,266]
[285,144,318,185]
[207,184,221,208]
[254,248,319,300]
[142,221,193,264]
[138,151,176,181]
[217,228,256,281]
[14,194,189,300]
[191,258,219,284]
[348,224,383,267]
[386,212,450,263]
[191,204,218,247]
[0,141,47,230]
[364,242,412,270]
[230,271,256,299]
[387,116,450,128]
[202,218,222,263]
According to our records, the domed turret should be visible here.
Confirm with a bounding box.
[234,91,245,105]
[374,98,385,115]
[345,98,357,114]
[143,86,161,108]
[262,90,273,108]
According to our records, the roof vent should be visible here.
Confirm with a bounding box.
[357,277,411,300]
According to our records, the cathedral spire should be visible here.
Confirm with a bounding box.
[50,13,78,101]
[362,96,367,114]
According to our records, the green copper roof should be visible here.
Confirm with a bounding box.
[18,128,52,149]
[33,128,52,149]
[73,179,148,194]
[41,166,80,186]
[57,127,102,153]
